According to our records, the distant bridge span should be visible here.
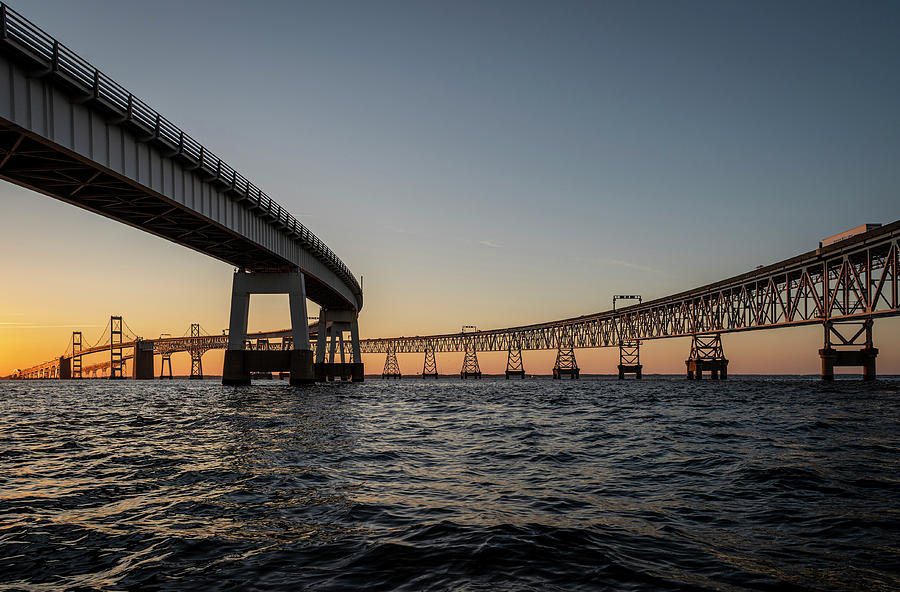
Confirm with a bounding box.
[365,221,900,353]
[0,4,364,383]
[11,221,899,381]
[361,221,898,379]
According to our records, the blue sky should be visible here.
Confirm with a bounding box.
[1,1,898,373]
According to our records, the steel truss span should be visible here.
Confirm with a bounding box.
[0,3,361,309]
[10,220,900,379]
[361,221,900,354]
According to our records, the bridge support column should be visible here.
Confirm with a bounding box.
[72,331,83,379]
[223,270,315,386]
[460,346,482,379]
[110,316,125,380]
[314,308,364,382]
[505,342,525,379]
[553,329,580,379]
[189,324,204,379]
[686,334,728,380]
[422,341,438,378]
[58,356,71,380]
[160,353,173,379]
[617,340,642,380]
[382,346,401,379]
[819,319,878,381]
[132,340,155,380]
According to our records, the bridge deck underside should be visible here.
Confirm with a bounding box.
[0,10,361,310]
[0,126,340,306]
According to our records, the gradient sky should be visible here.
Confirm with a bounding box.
[1,0,899,376]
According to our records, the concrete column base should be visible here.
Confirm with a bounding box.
[505,370,526,379]
[290,350,316,385]
[223,350,315,385]
[315,362,364,382]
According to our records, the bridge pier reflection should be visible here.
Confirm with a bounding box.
[223,270,316,386]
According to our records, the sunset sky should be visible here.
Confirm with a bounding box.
[1,0,899,376]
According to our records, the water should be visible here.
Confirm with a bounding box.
[1,377,898,591]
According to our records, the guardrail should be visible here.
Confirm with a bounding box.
[0,3,360,300]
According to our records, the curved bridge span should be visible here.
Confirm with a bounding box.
[0,4,364,383]
[364,221,899,379]
[11,221,899,381]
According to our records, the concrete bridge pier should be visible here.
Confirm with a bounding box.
[132,340,155,380]
[223,270,316,386]
[58,356,71,379]
[819,319,878,381]
[315,308,364,382]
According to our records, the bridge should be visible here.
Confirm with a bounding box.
[360,221,898,380]
[0,3,364,383]
[2,4,898,384]
[5,320,298,380]
[9,221,899,381]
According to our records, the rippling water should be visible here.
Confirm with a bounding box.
[1,377,898,591]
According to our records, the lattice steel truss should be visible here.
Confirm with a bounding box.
[688,334,725,362]
[460,347,481,379]
[552,328,579,379]
[422,342,438,378]
[619,341,640,366]
[357,223,899,355]
[505,342,525,379]
[552,349,579,380]
[382,347,401,379]
[686,333,728,380]
[9,224,900,381]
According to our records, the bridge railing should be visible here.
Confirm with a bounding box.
[0,3,360,300]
